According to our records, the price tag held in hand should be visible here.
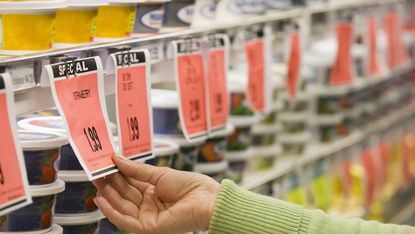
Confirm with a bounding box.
[173,39,208,141]
[286,32,301,99]
[205,35,230,133]
[46,57,117,180]
[367,17,381,77]
[0,73,31,216]
[107,50,153,161]
[330,23,354,86]
[245,37,266,112]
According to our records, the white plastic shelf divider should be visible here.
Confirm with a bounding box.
[241,101,415,190]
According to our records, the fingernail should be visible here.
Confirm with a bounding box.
[93,198,100,208]
[114,154,126,161]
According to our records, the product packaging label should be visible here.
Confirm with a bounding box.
[330,22,354,86]
[46,57,117,180]
[205,34,230,133]
[0,73,32,216]
[172,39,208,141]
[162,0,194,28]
[134,3,164,35]
[107,50,154,162]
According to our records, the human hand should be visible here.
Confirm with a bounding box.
[92,155,220,234]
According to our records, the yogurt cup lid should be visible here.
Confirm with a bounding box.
[225,148,253,161]
[30,179,65,197]
[18,130,69,150]
[154,135,206,147]
[67,0,108,7]
[0,0,67,11]
[252,144,282,157]
[209,124,235,138]
[151,89,179,108]
[229,115,261,127]
[48,224,63,234]
[194,160,228,174]
[18,116,117,135]
[154,139,180,156]
[54,210,104,225]
[58,170,89,182]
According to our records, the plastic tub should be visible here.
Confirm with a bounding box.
[54,210,103,234]
[165,137,205,171]
[280,113,309,134]
[55,171,98,214]
[229,79,254,117]
[250,144,281,171]
[18,116,117,171]
[225,149,252,184]
[0,180,65,233]
[0,1,67,53]
[251,124,278,147]
[198,124,234,163]
[18,130,68,186]
[160,0,195,32]
[194,160,228,182]
[280,142,306,157]
[145,139,179,167]
[133,0,169,36]
[151,89,183,136]
[95,1,139,41]
[226,125,252,152]
[191,0,217,27]
[47,224,64,234]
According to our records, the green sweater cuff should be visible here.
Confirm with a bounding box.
[209,179,313,234]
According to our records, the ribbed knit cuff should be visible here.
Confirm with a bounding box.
[209,180,312,234]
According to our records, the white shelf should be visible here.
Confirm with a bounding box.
[241,101,415,190]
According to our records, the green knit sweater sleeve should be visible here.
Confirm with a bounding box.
[208,180,415,234]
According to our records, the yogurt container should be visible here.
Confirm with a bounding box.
[0,180,65,233]
[225,149,252,184]
[95,1,139,41]
[215,0,244,23]
[161,0,195,32]
[18,130,68,186]
[226,125,252,152]
[18,116,117,171]
[251,124,278,147]
[54,211,103,234]
[191,0,217,27]
[0,0,67,53]
[98,218,128,234]
[198,124,234,163]
[151,89,183,136]
[317,96,341,115]
[280,113,309,134]
[229,79,254,117]
[280,142,306,157]
[55,171,98,214]
[132,0,169,36]
[145,139,179,167]
[193,160,228,182]
[171,138,205,171]
[47,224,64,234]
[54,0,108,48]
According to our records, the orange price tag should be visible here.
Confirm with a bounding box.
[361,149,375,207]
[174,40,208,141]
[47,57,117,180]
[330,23,354,86]
[367,17,381,76]
[384,11,400,69]
[378,141,390,187]
[206,35,229,132]
[245,39,265,112]
[0,74,31,215]
[109,50,153,161]
[286,32,301,99]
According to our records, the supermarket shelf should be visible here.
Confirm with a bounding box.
[0,0,406,65]
[241,101,415,190]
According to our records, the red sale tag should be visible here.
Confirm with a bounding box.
[0,74,31,216]
[361,149,375,207]
[367,17,381,76]
[47,57,117,180]
[330,23,354,86]
[173,39,208,141]
[245,39,265,112]
[108,50,154,161]
[385,11,399,69]
[286,32,301,99]
[206,35,230,132]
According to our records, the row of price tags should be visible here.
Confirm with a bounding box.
[0,74,32,216]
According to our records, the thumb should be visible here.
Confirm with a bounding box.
[113,154,169,186]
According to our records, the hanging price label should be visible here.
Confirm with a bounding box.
[173,39,208,141]
[330,22,354,86]
[107,50,153,161]
[46,57,117,180]
[286,32,301,99]
[361,149,375,207]
[385,11,399,69]
[245,37,266,112]
[367,17,381,76]
[205,35,230,132]
[0,73,31,216]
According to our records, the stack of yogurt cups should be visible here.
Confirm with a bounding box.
[0,129,67,233]
[225,73,261,184]
[17,115,117,233]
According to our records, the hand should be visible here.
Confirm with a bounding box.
[92,155,220,234]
